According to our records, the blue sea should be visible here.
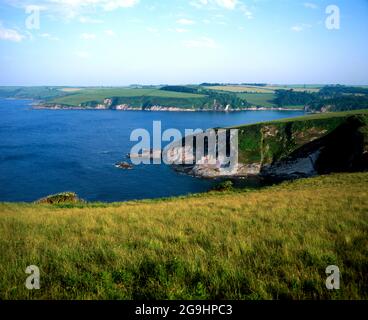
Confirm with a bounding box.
[0,99,305,202]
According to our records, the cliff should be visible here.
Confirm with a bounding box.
[171,110,368,179]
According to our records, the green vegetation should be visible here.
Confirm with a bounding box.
[35,192,85,205]
[0,86,68,100]
[2,84,367,111]
[235,109,368,167]
[50,87,207,108]
[271,85,368,112]
[0,172,367,299]
[237,93,276,108]
[204,84,368,111]
[0,110,367,300]
[212,180,234,191]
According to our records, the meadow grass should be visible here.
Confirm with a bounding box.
[205,86,275,93]
[237,93,276,108]
[0,172,367,300]
[49,88,206,106]
[205,85,321,94]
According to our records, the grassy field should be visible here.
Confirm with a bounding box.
[205,85,321,94]
[0,172,367,300]
[237,93,276,108]
[206,85,320,108]
[50,88,206,106]
[205,85,275,93]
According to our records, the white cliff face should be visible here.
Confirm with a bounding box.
[168,126,325,179]
[261,149,321,178]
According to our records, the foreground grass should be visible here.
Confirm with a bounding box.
[0,173,367,300]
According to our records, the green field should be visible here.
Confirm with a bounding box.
[0,172,367,299]
[205,85,275,93]
[50,88,206,106]
[206,85,321,109]
[205,85,321,94]
[237,93,276,108]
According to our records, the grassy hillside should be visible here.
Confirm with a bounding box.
[205,85,321,94]
[0,172,367,299]
[0,86,68,100]
[235,109,368,166]
[49,88,207,108]
[205,85,320,109]
[237,93,277,108]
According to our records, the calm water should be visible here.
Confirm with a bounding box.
[0,99,305,202]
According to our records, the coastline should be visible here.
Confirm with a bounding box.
[33,103,305,112]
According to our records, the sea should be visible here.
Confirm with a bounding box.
[0,98,305,202]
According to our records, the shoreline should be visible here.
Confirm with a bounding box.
[33,104,305,112]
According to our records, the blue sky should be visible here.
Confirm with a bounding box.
[0,0,367,85]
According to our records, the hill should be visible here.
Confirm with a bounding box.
[171,110,368,178]
[0,172,367,299]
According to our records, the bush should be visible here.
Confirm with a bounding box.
[35,192,84,204]
[212,180,234,191]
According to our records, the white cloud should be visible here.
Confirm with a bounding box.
[103,0,140,11]
[215,0,238,10]
[6,0,140,20]
[105,29,116,36]
[39,32,59,40]
[0,24,24,42]
[183,37,218,49]
[239,4,253,19]
[190,0,237,10]
[291,26,303,32]
[80,33,96,40]
[189,0,209,9]
[190,0,253,18]
[79,16,104,24]
[291,23,312,32]
[304,2,318,9]
[177,18,195,25]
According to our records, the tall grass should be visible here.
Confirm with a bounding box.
[0,173,367,300]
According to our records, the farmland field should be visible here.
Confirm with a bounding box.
[206,85,321,94]
[237,93,276,108]
[50,88,207,106]
[205,85,275,93]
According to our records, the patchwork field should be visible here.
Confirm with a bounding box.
[205,85,321,94]
[50,88,207,106]
[205,86,275,93]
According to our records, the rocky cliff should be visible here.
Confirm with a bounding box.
[171,110,368,179]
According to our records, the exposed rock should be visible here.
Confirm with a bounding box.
[115,161,133,169]
[35,192,84,204]
[170,114,368,180]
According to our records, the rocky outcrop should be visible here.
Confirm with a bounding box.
[171,112,368,180]
[115,162,133,170]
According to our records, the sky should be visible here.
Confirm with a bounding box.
[0,0,367,86]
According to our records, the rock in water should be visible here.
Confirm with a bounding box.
[115,161,133,170]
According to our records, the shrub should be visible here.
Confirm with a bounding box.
[35,192,84,204]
